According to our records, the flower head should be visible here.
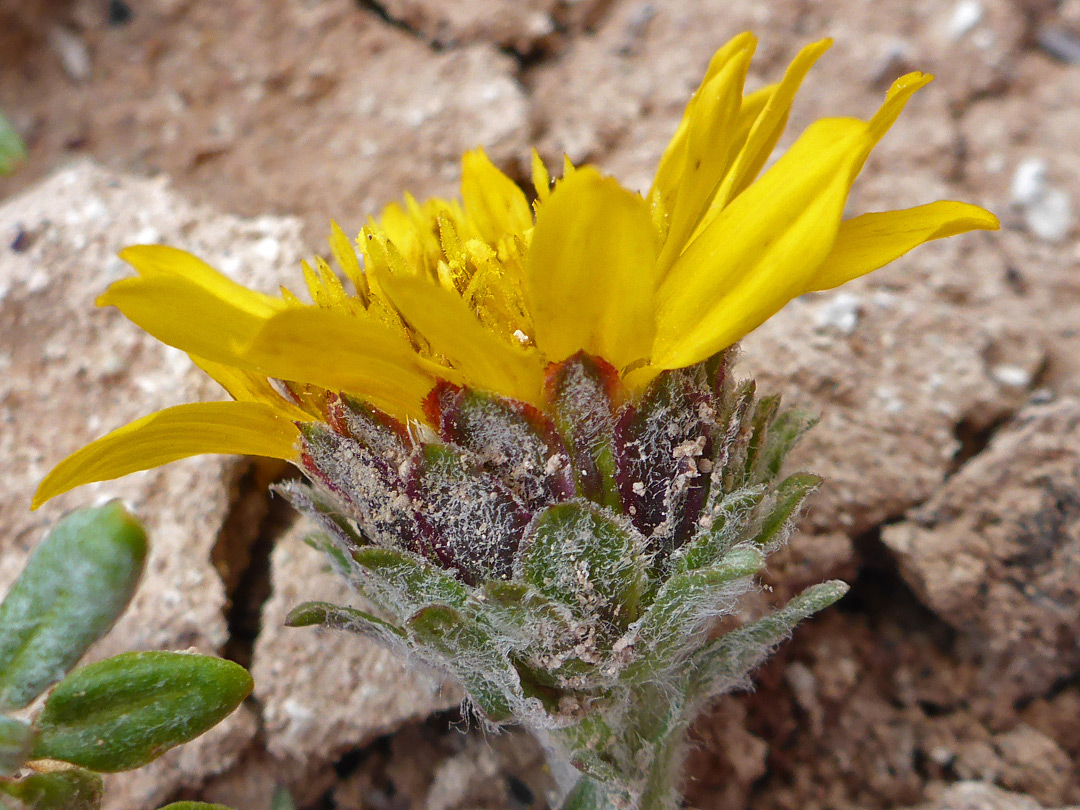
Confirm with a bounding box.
[34,33,996,508]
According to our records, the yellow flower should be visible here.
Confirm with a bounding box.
[34,33,997,509]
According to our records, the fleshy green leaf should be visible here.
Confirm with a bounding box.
[271,785,296,810]
[0,768,103,810]
[32,651,252,772]
[156,804,234,810]
[517,501,646,631]
[0,502,148,711]
[0,110,26,176]
[0,717,35,778]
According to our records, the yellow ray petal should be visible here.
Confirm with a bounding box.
[649,32,758,209]
[98,272,285,364]
[461,148,533,245]
[868,72,934,146]
[654,39,756,274]
[531,149,552,202]
[329,220,368,301]
[118,245,282,317]
[188,354,312,420]
[33,402,299,509]
[378,274,545,405]
[699,38,832,226]
[808,201,999,292]
[239,306,444,419]
[655,117,868,369]
[656,73,934,369]
[526,166,660,371]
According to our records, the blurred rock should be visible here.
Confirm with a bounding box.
[0,161,309,807]
[684,698,769,808]
[251,519,461,804]
[0,0,531,242]
[330,720,552,810]
[369,0,609,52]
[3,1,1080,808]
[883,399,1080,701]
[422,730,551,810]
[909,781,1078,810]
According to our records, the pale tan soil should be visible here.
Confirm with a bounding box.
[2,1,1079,809]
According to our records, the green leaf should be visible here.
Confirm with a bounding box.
[475,580,574,646]
[753,408,818,483]
[672,487,764,573]
[1,768,103,810]
[0,502,148,711]
[687,580,849,703]
[302,532,354,578]
[156,804,234,810]
[284,601,404,640]
[547,354,622,510]
[406,605,519,722]
[743,394,780,481]
[517,501,646,630]
[32,651,252,772]
[271,786,296,810]
[351,546,468,611]
[624,546,764,680]
[0,717,35,778]
[559,776,620,810]
[0,110,26,177]
[552,713,622,785]
[751,473,821,548]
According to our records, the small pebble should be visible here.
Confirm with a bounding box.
[991,364,1032,388]
[48,27,92,83]
[1026,189,1072,242]
[10,226,31,253]
[814,292,861,336]
[946,0,984,41]
[1035,26,1080,65]
[1011,158,1047,206]
[1011,158,1074,243]
[254,236,281,262]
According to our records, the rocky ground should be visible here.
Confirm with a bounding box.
[1,1,1079,808]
